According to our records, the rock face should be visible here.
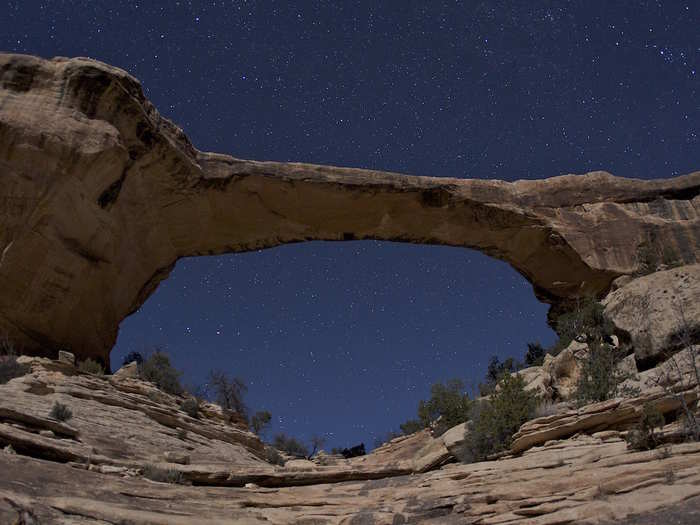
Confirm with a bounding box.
[3,355,700,524]
[604,264,700,367]
[0,52,699,365]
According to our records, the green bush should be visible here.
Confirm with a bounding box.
[49,401,73,422]
[625,403,665,451]
[417,379,471,436]
[142,464,186,484]
[399,419,423,435]
[460,374,537,462]
[553,298,613,354]
[180,397,199,418]
[273,433,309,457]
[139,351,183,395]
[78,358,104,376]
[574,342,624,405]
[524,342,546,367]
[479,357,521,396]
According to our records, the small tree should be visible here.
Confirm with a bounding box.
[480,357,521,395]
[273,433,309,457]
[207,370,248,419]
[123,352,144,366]
[309,435,326,457]
[399,419,423,435]
[78,358,104,376]
[552,297,614,355]
[649,300,700,441]
[524,342,546,367]
[139,350,183,396]
[250,410,272,435]
[461,374,537,462]
[416,379,471,435]
[575,342,624,405]
[625,403,665,450]
[0,336,28,385]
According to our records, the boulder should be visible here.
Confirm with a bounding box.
[57,351,75,366]
[163,451,190,465]
[604,264,700,366]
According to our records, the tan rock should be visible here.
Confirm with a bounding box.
[163,451,190,465]
[57,351,75,366]
[604,264,700,364]
[0,53,698,365]
[113,361,139,379]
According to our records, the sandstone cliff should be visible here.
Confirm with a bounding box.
[1,53,698,365]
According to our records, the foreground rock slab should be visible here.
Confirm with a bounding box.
[1,52,698,364]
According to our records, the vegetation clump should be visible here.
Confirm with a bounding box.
[139,350,183,396]
[460,374,537,462]
[180,397,199,419]
[142,464,186,484]
[0,336,28,385]
[625,403,665,451]
[49,401,73,422]
[574,342,626,405]
[273,433,309,457]
[78,358,104,376]
[208,369,248,419]
[250,410,272,435]
[399,378,470,436]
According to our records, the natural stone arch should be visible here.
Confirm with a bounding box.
[0,53,698,366]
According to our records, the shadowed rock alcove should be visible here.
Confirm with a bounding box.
[1,53,698,367]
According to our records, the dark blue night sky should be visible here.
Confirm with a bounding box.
[3,1,697,450]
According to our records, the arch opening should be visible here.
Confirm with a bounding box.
[112,241,556,451]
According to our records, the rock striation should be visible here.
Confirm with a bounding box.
[0,53,699,365]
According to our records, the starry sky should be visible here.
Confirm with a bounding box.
[2,1,698,450]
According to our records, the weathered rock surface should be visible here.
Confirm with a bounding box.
[604,264,700,366]
[1,53,698,365]
[3,355,700,523]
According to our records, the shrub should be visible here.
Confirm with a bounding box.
[180,397,199,419]
[49,401,73,422]
[250,410,272,435]
[139,351,183,395]
[208,370,247,419]
[78,358,104,376]
[553,297,613,354]
[264,446,285,466]
[399,419,423,435]
[142,464,186,484]
[416,379,471,436]
[0,337,29,385]
[123,351,144,366]
[272,433,309,457]
[524,342,546,367]
[575,342,624,405]
[625,403,665,451]
[460,374,537,462]
[480,357,521,396]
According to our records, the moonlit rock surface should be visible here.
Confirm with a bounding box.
[0,53,698,365]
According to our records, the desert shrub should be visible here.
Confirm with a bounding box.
[264,446,285,466]
[575,342,625,405]
[272,433,309,457]
[250,410,272,435]
[625,403,665,451]
[78,358,104,376]
[416,379,471,436]
[399,419,423,435]
[0,337,29,385]
[49,401,73,422]
[524,342,546,367]
[139,351,183,395]
[208,369,247,419]
[553,297,613,354]
[180,397,199,418]
[461,374,537,462]
[142,464,186,484]
[479,357,521,396]
[123,351,144,366]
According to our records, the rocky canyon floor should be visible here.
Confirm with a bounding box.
[2,350,700,525]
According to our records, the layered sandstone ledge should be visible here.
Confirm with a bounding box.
[1,52,698,364]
